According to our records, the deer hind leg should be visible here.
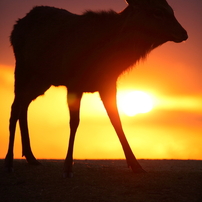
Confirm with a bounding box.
[99,86,145,173]
[5,97,20,172]
[5,94,40,171]
[18,82,50,165]
[63,90,83,178]
[5,77,50,171]
[19,101,40,165]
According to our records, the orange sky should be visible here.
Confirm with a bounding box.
[0,0,202,160]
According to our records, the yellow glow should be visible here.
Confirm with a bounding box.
[155,95,202,112]
[117,91,154,116]
[0,65,202,160]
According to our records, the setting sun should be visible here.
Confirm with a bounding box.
[117,91,154,116]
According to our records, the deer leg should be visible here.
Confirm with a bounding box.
[5,98,20,172]
[18,79,50,165]
[19,102,40,165]
[63,91,83,178]
[99,86,145,173]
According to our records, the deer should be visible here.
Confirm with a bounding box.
[5,0,188,177]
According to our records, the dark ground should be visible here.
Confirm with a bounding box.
[0,159,202,202]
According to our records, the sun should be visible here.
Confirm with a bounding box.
[117,91,154,116]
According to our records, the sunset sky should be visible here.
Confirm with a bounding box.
[0,0,201,160]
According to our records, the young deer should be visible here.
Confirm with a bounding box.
[5,0,188,177]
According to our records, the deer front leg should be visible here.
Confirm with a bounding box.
[99,86,145,173]
[63,91,83,178]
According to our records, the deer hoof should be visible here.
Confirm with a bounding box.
[129,165,146,173]
[4,157,14,173]
[27,159,41,166]
[63,171,73,178]
[25,155,41,165]
[134,167,146,173]
[127,160,146,173]
[5,166,14,173]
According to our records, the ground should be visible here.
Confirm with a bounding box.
[0,159,202,202]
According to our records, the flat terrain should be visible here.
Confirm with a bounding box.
[0,159,202,202]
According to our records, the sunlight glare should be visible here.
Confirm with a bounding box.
[117,91,154,116]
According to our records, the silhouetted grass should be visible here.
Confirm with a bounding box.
[1,159,202,202]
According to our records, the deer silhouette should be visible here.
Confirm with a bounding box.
[5,0,188,177]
